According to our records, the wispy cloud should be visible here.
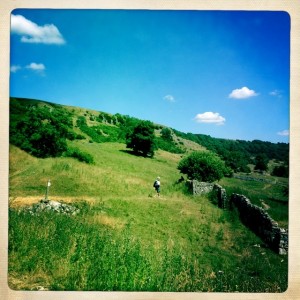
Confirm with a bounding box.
[25,62,46,76]
[269,90,282,98]
[194,112,225,125]
[10,65,21,73]
[11,14,66,45]
[26,62,45,71]
[229,87,258,99]
[277,129,289,136]
[163,95,175,103]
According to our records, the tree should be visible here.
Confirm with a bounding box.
[126,121,157,157]
[254,154,269,172]
[272,164,289,178]
[220,150,251,173]
[10,106,70,158]
[177,151,230,182]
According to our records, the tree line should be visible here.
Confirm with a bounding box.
[9,97,289,177]
[172,129,289,176]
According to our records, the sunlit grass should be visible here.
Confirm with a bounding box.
[8,199,288,292]
[8,142,288,292]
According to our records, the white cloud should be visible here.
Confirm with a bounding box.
[277,129,289,136]
[229,87,258,99]
[26,62,45,71]
[10,65,21,73]
[194,112,225,125]
[269,90,282,98]
[163,95,175,102]
[11,14,65,45]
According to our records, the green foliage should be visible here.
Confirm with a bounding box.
[10,104,72,158]
[155,137,185,154]
[126,121,157,157]
[94,123,120,142]
[117,115,141,141]
[161,127,173,142]
[172,129,289,172]
[220,150,251,173]
[76,116,102,142]
[254,154,269,172]
[272,164,289,178]
[64,147,94,164]
[178,151,230,182]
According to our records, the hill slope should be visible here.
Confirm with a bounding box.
[8,97,288,292]
[9,143,288,292]
[9,97,288,174]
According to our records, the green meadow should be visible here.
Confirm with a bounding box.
[8,141,288,292]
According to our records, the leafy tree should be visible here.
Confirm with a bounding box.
[220,150,251,173]
[178,151,230,182]
[272,164,289,178]
[172,128,289,169]
[10,105,70,158]
[126,121,157,157]
[254,154,269,172]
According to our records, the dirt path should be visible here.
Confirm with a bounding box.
[9,196,97,208]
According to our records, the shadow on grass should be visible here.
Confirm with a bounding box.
[119,149,152,158]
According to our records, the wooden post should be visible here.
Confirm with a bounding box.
[45,179,51,200]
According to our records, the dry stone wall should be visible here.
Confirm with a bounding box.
[230,193,288,255]
[213,184,228,209]
[189,180,214,195]
[188,180,288,255]
[188,180,228,209]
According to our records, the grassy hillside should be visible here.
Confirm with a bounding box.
[8,97,288,292]
[9,141,288,292]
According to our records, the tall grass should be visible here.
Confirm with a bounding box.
[8,142,288,292]
[8,200,288,292]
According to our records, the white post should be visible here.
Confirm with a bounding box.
[45,179,51,200]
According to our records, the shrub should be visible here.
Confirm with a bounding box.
[160,127,173,142]
[65,147,94,164]
[178,151,230,182]
[155,137,185,154]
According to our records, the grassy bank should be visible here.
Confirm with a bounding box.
[8,142,288,292]
[9,199,287,292]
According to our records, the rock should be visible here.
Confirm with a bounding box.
[20,199,80,215]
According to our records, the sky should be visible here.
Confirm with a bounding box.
[9,9,290,143]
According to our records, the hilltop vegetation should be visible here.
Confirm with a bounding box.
[10,97,288,175]
[8,97,288,292]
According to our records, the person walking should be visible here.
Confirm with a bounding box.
[153,176,161,197]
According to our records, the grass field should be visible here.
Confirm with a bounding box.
[8,141,288,292]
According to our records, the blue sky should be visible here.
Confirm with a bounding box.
[10,9,290,143]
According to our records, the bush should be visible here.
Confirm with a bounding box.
[160,127,173,142]
[155,137,185,154]
[65,147,94,164]
[178,151,230,182]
